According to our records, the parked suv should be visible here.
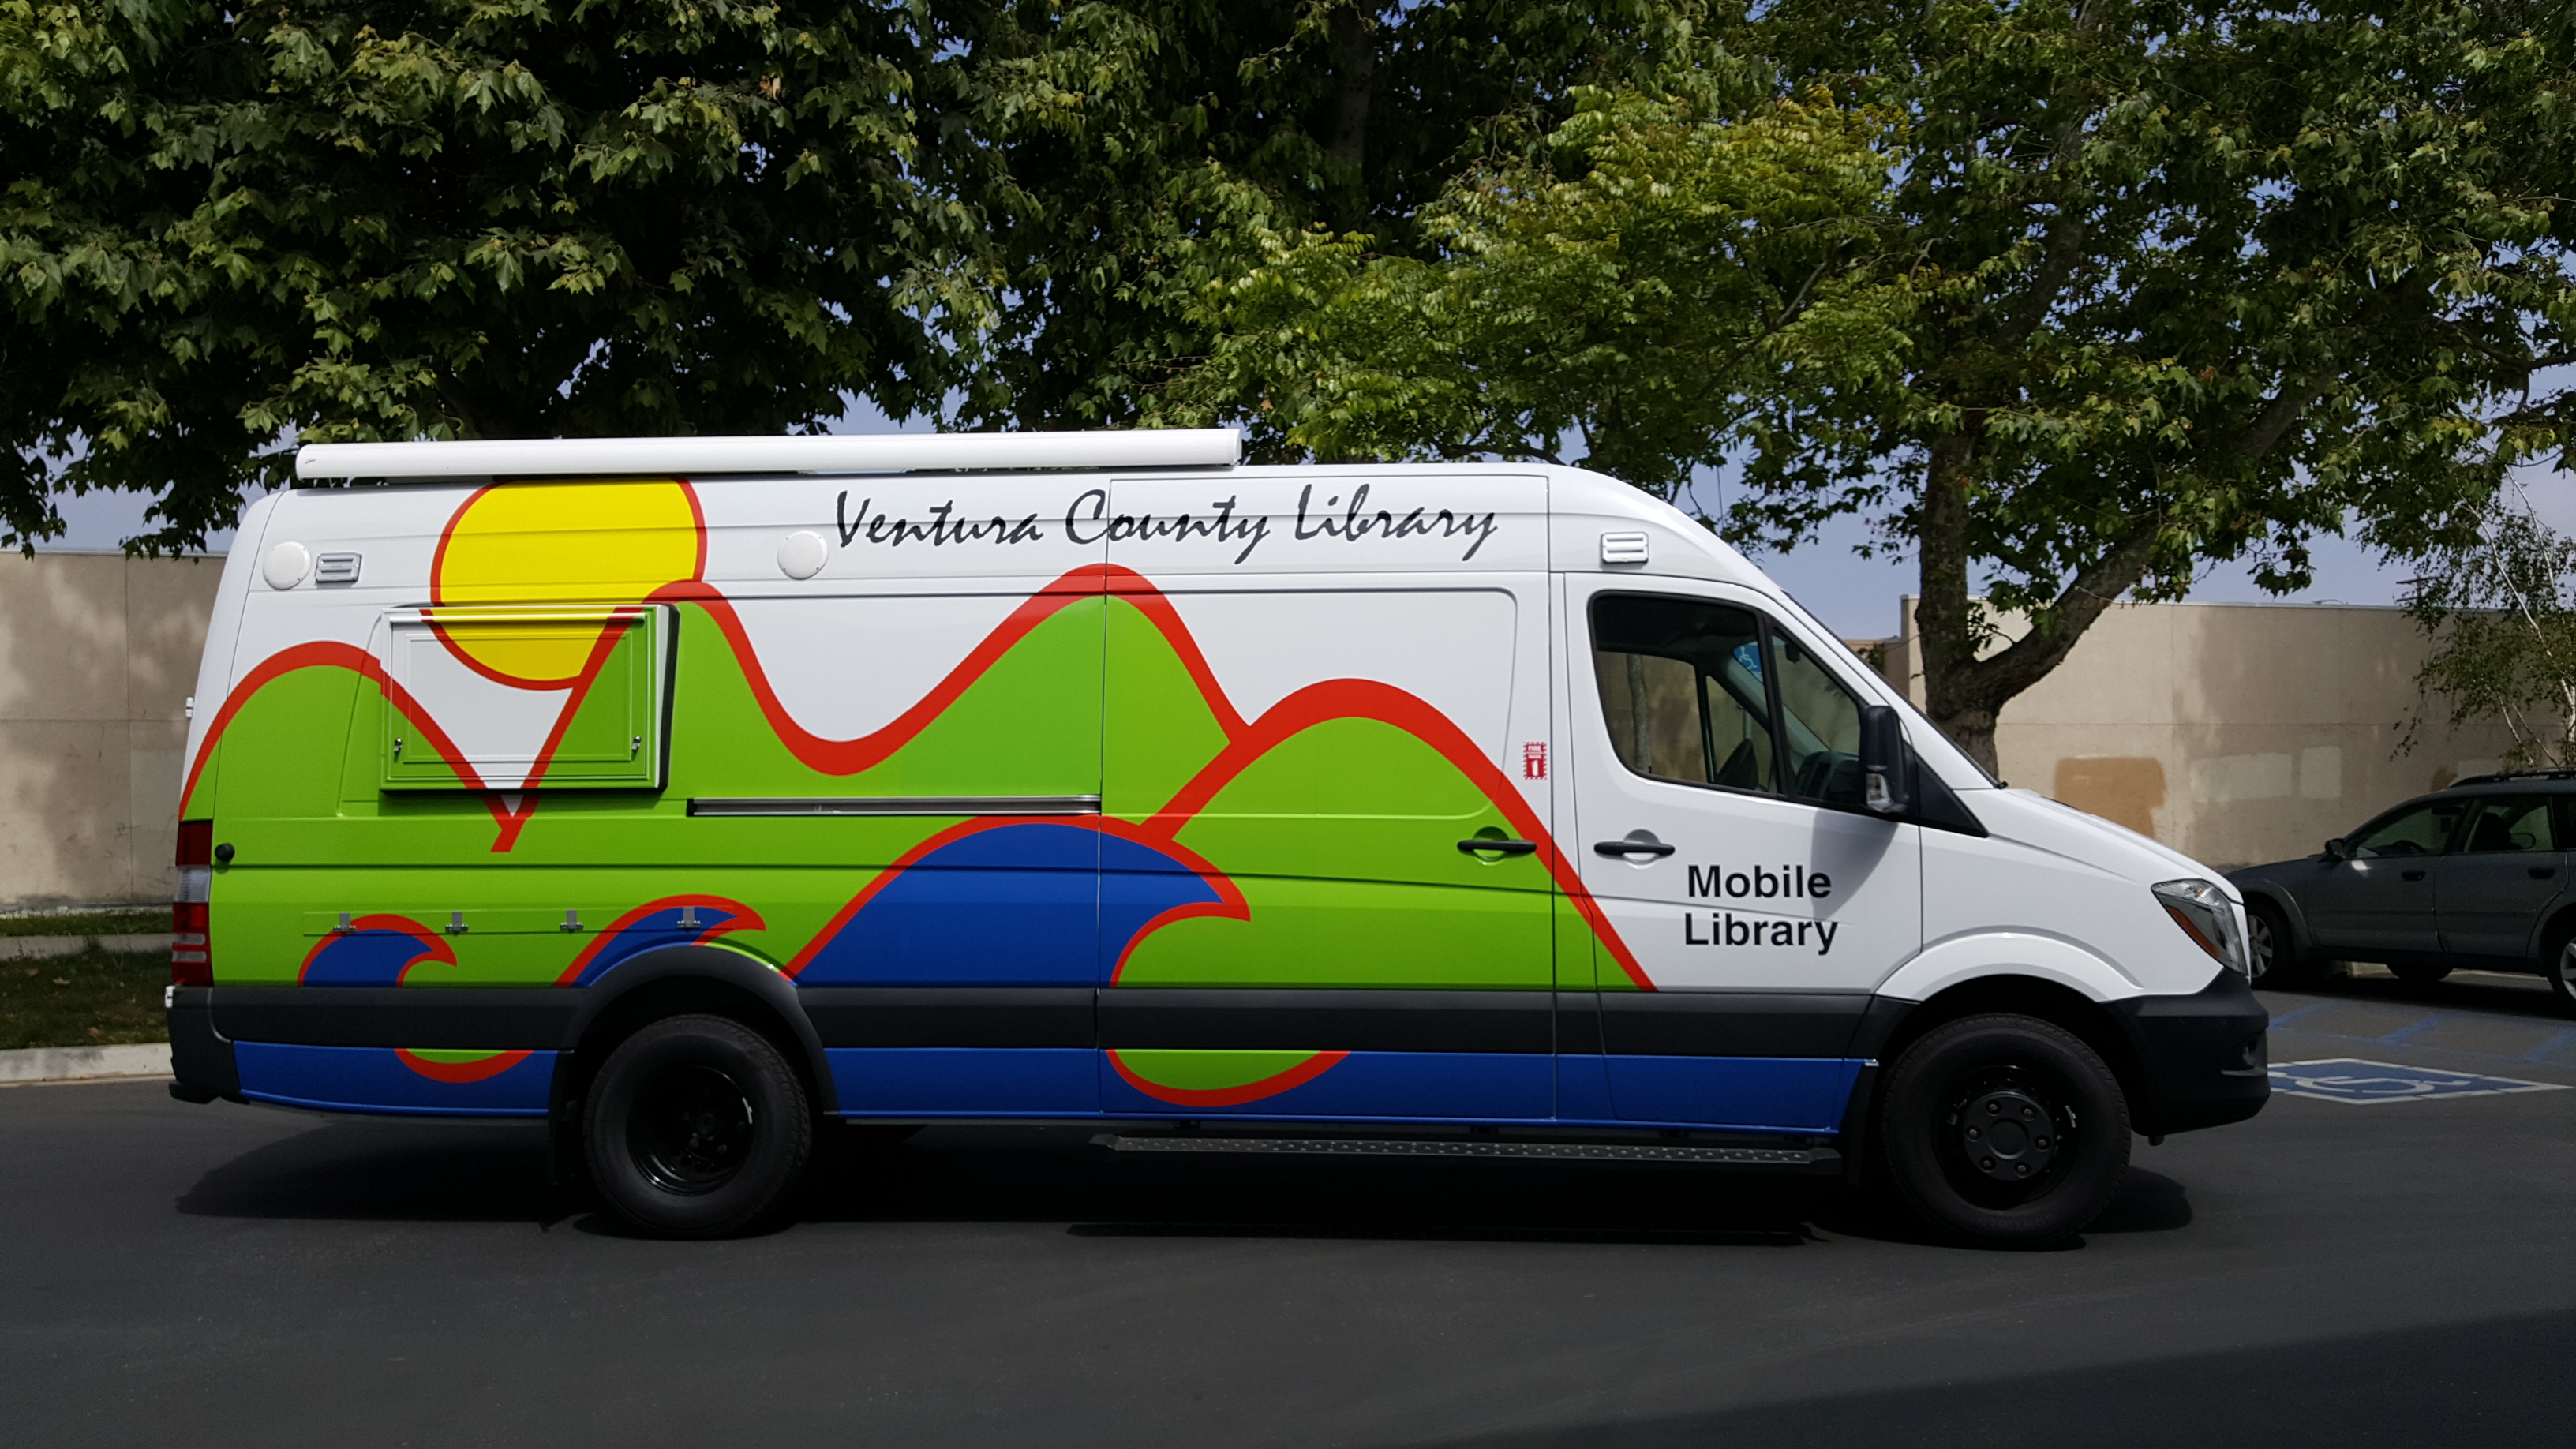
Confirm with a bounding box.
[2229,773,2576,1013]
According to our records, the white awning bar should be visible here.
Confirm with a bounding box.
[294,429,1242,481]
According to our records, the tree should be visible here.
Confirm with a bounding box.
[1736,0,2576,769]
[1148,73,1911,493]
[928,1,1720,431]
[2405,487,2576,769]
[1148,0,2576,772]
[3,0,979,552]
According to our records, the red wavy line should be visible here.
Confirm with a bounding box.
[293,913,455,985]
[1101,569,1250,739]
[184,644,515,835]
[555,893,765,986]
[488,609,646,852]
[1139,677,1653,990]
[395,1049,534,1084]
[1107,1048,1350,1106]
[190,560,1642,984]
[781,815,1246,979]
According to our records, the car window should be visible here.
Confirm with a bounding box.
[1772,631,1866,807]
[1593,595,1778,791]
[2347,799,2471,859]
[2459,796,2556,854]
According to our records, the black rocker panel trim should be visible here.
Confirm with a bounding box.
[1099,988,1555,1054]
[1591,990,1872,1058]
[210,987,578,1050]
[799,987,1093,1048]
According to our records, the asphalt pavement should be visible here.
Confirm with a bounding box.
[5,972,2571,1448]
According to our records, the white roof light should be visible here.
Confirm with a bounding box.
[294,429,1242,481]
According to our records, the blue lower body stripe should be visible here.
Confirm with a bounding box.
[829,1047,1101,1116]
[1601,1055,1866,1133]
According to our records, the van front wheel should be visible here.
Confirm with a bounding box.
[1879,1013,2131,1247]
[584,1014,812,1237]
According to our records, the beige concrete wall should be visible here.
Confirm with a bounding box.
[0,552,224,909]
[1880,599,2529,870]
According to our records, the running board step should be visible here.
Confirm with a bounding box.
[1091,1133,1838,1167]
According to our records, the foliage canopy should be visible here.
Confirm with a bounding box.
[3,0,978,550]
[1149,0,2576,766]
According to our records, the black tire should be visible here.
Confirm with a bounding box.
[2388,959,2454,985]
[2245,898,2310,987]
[1879,1013,2132,1248]
[583,1014,813,1238]
[2544,923,2576,1018]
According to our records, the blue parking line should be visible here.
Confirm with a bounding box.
[2377,1015,2448,1046]
[2268,1003,2330,1028]
[2525,1028,2576,1065]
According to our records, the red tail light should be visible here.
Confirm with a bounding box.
[173,818,213,987]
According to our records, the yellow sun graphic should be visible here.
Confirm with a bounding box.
[429,479,702,686]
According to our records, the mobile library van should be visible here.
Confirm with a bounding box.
[167,429,2267,1242]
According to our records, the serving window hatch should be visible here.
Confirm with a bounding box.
[377,605,671,791]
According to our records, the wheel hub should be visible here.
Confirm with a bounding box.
[630,1063,757,1196]
[1957,1088,2058,1183]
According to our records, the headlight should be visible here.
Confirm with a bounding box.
[2155,879,2249,975]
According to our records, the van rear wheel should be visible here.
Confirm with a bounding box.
[1879,1013,2130,1247]
[584,1014,812,1237]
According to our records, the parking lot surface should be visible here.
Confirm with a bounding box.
[5,972,2571,1447]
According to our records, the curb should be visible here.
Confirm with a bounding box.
[0,934,174,962]
[0,1043,171,1086]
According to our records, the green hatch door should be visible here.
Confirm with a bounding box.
[381,605,668,791]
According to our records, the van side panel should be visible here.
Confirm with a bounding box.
[185,468,1681,1128]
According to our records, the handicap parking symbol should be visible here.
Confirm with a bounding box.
[2269,1058,2571,1105]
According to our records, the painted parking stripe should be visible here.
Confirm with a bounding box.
[2269,1058,2572,1105]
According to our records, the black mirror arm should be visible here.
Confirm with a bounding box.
[1859,704,1913,817]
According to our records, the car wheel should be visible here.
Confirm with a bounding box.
[2388,960,2454,985]
[2546,927,2576,1018]
[2245,899,2309,987]
[1878,1013,2132,1248]
[584,1014,813,1238]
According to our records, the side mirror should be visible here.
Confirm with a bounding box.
[1860,705,1912,815]
[2323,837,2349,862]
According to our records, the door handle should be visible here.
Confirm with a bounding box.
[1594,837,1676,859]
[2532,866,2558,880]
[1458,838,1537,857]
[2401,869,2426,881]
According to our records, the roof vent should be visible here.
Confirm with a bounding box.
[1601,531,1650,565]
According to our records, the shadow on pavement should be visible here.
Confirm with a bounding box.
[2270,964,2569,1023]
[176,1114,2195,1251]
[1387,1307,2576,1449]
[176,1120,551,1222]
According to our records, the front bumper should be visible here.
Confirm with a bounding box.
[2110,968,2270,1135]
[165,987,240,1103]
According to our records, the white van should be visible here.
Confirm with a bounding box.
[164,429,2268,1243]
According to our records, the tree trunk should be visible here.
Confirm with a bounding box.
[1914,432,2001,770]
[1912,429,2159,777]
[1323,4,1376,235]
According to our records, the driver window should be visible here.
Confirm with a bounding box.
[2459,796,2555,854]
[1773,632,1866,807]
[1592,596,1777,792]
[2349,799,2472,858]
